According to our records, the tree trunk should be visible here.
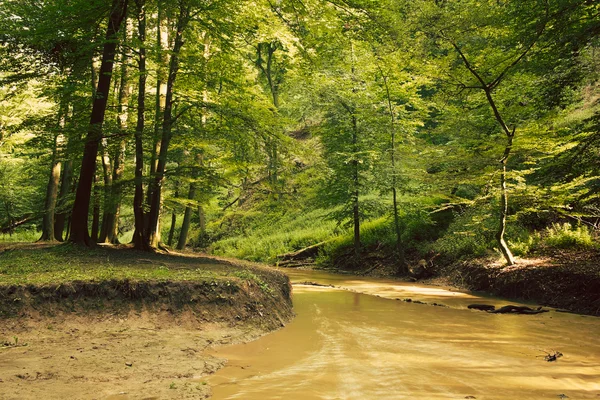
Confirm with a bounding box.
[257,41,281,195]
[39,133,62,242]
[351,114,360,256]
[54,157,72,241]
[167,211,177,247]
[101,28,130,244]
[382,74,406,273]
[132,0,149,251]
[167,187,179,246]
[109,139,126,243]
[198,205,206,236]
[449,40,533,266]
[145,1,168,229]
[176,181,196,250]
[497,136,516,265]
[91,174,101,243]
[98,140,113,243]
[147,2,190,248]
[55,104,77,241]
[69,0,129,246]
[483,88,516,266]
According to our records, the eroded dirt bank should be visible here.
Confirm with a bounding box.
[430,249,600,316]
[315,246,600,316]
[0,246,293,399]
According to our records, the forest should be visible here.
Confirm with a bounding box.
[1,0,599,269]
[1,1,600,398]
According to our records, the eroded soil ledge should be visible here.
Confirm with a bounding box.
[0,244,294,399]
[317,244,600,317]
[435,249,600,316]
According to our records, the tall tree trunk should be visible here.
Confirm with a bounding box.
[482,88,517,266]
[91,174,101,243]
[449,41,528,266]
[132,0,149,250]
[39,132,62,241]
[351,114,360,257]
[54,157,72,241]
[100,27,130,244]
[109,139,126,243]
[497,135,516,265]
[381,74,406,273]
[145,1,168,231]
[167,212,177,246]
[176,180,196,250]
[98,139,113,243]
[167,186,179,246]
[69,0,129,246]
[55,104,77,241]
[147,2,190,248]
[198,205,206,236]
[257,41,281,195]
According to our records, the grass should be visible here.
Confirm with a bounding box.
[509,222,598,256]
[544,222,597,249]
[210,208,345,263]
[0,229,40,243]
[0,244,271,287]
[0,243,294,327]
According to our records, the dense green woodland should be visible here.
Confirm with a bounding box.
[1,0,599,270]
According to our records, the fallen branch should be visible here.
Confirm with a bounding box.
[1,216,32,234]
[277,241,329,263]
[468,304,549,315]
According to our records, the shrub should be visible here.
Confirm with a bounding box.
[0,227,40,243]
[430,203,497,260]
[543,222,596,249]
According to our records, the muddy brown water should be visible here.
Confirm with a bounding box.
[207,269,600,399]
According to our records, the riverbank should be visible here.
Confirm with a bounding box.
[0,244,293,399]
[432,248,600,316]
[332,246,600,316]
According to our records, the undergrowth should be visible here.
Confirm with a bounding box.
[209,208,344,262]
[0,229,40,243]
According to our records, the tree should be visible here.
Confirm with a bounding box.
[69,0,129,246]
[132,0,149,250]
[414,0,554,265]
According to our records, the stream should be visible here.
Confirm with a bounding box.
[207,269,600,399]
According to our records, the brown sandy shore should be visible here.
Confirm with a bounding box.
[0,244,293,399]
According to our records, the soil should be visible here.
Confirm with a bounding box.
[433,248,600,316]
[0,245,294,399]
[318,243,600,317]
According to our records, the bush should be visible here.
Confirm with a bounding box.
[315,211,437,266]
[430,203,498,260]
[0,227,40,243]
[543,222,596,249]
[209,208,342,262]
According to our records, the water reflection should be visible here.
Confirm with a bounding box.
[208,270,600,399]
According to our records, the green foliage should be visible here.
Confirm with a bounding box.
[0,0,599,269]
[210,208,342,263]
[509,222,597,255]
[316,210,437,266]
[543,223,596,250]
[431,202,531,260]
[0,228,40,243]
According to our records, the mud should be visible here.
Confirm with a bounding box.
[1,311,271,399]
